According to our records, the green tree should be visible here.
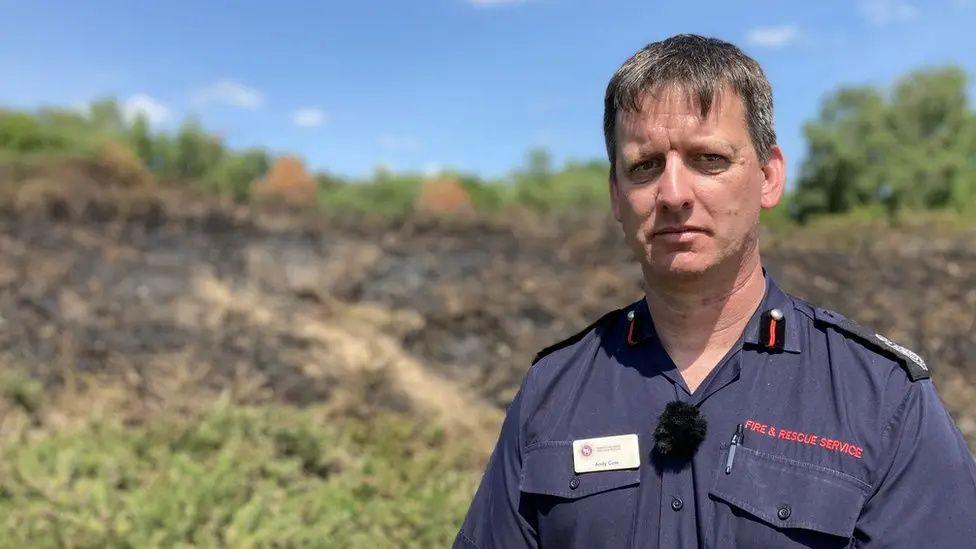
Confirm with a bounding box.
[315,172,342,193]
[129,114,154,167]
[795,66,976,220]
[512,149,610,213]
[175,118,224,180]
[319,172,424,218]
[36,107,96,152]
[203,149,271,201]
[87,98,126,135]
[0,110,68,153]
[514,147,555,211]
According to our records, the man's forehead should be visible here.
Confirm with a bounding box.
[622,87,737,118]
[615,86,746,145]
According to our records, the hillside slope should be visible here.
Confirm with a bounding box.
[1,174,974,450]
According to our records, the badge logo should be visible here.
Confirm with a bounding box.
[572,434,640,473]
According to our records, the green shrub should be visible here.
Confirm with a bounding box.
[202,150,270,202]
[0,369,44,416]
[174,119,225,181]
[319,172,425,218]
[511,151,610,214]
[0,403,478,547]
[0,110,73,154]
[459,175,513,213]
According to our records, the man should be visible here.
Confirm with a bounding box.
[454,35,976,548]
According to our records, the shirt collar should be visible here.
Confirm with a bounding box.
[625,272,802,354]
[741,274,802,353]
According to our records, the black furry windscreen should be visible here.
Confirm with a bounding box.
[653,401,707,460]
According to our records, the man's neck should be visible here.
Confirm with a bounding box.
[643,255,766,391]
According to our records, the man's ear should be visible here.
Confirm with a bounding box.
[609,172,623,222]
[759,145,786,210]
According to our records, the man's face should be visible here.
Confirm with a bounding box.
[609,86,784,282]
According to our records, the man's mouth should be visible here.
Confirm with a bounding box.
[652,226,710,237]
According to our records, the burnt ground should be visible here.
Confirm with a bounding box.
[1,180,974,449]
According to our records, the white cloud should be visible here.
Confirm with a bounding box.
[195,80,264,109]
[859,0,918,26]
[292,108,327,127]
[378,134,422,151]
[745,25,799,48]
[122,94,171,126]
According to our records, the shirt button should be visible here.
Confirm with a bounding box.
[777,505,791,520]
[569,477,580,490]
[671,497,684,511]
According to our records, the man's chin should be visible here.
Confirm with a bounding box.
[642,253,717,280]
[654,265,711,279]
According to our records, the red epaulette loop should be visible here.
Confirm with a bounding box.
[626,310,639,346]
[760,308,786,351]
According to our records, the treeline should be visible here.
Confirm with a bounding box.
[1,65,974,220]
[793,66,976,220]
[0,99,274,202]
[0,97,610,216]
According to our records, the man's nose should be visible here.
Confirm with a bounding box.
[657,154,695,211]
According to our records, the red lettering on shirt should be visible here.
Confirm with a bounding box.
[745,418,863,459]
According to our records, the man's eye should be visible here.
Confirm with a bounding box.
[631,159,662,174]
[694,154,730,172]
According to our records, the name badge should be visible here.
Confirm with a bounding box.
[572,434,641,473]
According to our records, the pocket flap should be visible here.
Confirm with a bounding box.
[519,442,640,499]
[710,446,869,538]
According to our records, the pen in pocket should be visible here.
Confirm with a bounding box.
[725,423,744,474]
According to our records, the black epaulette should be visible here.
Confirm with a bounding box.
[817,309,929,382]
[531,309,621,366]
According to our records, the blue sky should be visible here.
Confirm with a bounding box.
[2,0,975,183]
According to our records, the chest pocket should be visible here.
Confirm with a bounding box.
[519,441,641,548]
[709,445,870,548]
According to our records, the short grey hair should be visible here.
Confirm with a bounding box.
[603,34,775,175]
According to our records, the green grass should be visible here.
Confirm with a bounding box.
[0,401,480,548]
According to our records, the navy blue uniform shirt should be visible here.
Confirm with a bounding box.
[455,276,976,548]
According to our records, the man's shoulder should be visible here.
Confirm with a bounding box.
[791,296,929,383]
[515,303,633,440]
[529,304,630,368]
